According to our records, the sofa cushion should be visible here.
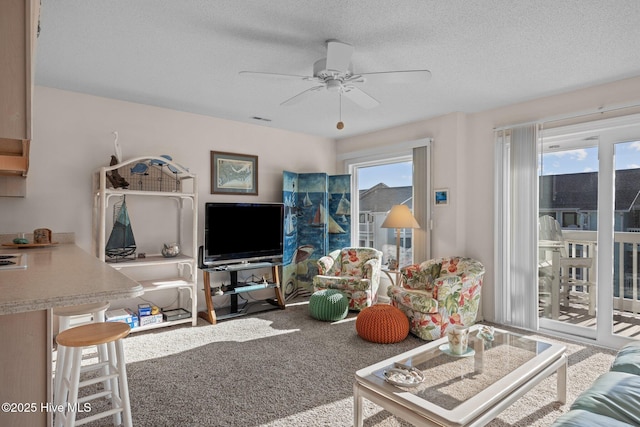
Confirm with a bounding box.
[551,409,635,427]
[611,341,640,376]
[569,371,640,425]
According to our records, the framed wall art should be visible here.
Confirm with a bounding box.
[434,188,449,206]
[210,151,258,195]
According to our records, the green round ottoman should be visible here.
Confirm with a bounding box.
[309,289,349,321]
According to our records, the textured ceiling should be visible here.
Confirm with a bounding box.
[35,0,640,139]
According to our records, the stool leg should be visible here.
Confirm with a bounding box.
[97,342,111,399]
[56,347,82,427]
[67,347,83,427]
[53,345,66,403]
[59,316,72,332]
[106,340,122,426]
[54,316,72,396]
[53,345,70,427]
[115,339,133,427]
[92,308,113,407]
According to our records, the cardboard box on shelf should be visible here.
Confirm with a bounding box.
[106,308,139,329]
[139,313,163,327]
[163,308,191,322]
[138,303,152,317]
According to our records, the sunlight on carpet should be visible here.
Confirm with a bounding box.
[122,317,300,363]
[71,303,619,426]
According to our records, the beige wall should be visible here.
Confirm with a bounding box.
[3,76,639,319]
[338,75,640,321]
[0,86,336,253]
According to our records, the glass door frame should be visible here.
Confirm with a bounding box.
[538,114,640,348]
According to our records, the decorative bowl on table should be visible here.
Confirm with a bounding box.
[161,242,180,258]
[383,363,425,387]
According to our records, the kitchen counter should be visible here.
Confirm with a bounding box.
[0,244,143,427]
[0,244,143,314]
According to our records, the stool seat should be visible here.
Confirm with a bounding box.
[53,301,111,318]
[356,304,409,344]
[56,322,131,347]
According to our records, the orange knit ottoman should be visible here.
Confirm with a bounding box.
[356,304,409,343]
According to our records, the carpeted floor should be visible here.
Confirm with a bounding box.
[75,301,617,426]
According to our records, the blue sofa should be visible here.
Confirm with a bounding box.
[552,341,640,426]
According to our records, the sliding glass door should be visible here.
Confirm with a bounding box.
[611,140,640,341]
[538,131,599,338]
[538,115,640,347]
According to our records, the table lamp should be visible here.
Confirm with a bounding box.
[381,204,420,270]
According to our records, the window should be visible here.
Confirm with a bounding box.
[562,212,578,228]
[343,139,432,266]
[352,159,414,266]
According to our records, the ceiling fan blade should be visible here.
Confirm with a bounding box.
[239,71,312,80]
[344,74,365,83]
[325,40,354,72]
[342,86,379,109]
[280,85,325,106]
[359,69,432,84]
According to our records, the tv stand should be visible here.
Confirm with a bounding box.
[198,261,285,324]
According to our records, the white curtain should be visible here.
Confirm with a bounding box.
[495,124,539,328]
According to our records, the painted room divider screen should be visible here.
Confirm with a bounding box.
[282,171,351,298]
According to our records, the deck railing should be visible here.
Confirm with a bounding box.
[561,230,640,314]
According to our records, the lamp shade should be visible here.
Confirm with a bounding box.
[381,205,420,229]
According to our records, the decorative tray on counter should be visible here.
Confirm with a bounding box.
[2,242,59,248]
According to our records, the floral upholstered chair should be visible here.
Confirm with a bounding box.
[312,247,383,311]
[387,256,485,340]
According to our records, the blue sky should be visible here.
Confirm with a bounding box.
[357,162,412,190]
[357,140,640,188]
[541,140,640,176]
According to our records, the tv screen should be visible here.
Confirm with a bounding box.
[204,202,284,266]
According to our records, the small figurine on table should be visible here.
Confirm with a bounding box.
[477,325,495,347]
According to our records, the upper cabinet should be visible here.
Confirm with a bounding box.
[0,0,40,196]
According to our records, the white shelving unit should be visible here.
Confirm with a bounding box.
[92,156,198,331]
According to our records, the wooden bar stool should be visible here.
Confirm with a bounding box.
[53,302,110,399]
[54,322,132,427]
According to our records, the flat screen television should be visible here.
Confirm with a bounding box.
[203,202,284,266]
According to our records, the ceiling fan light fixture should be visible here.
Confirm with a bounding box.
[326,79,342,92]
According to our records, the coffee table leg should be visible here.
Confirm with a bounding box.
[557,353,568,404]
[354,383,363,427]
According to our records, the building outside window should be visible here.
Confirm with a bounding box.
[354,161,414,267]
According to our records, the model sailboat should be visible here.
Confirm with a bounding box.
[105,198,137,260]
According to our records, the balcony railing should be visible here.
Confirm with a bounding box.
[561,230,640,315]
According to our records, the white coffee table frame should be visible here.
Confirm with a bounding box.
[354,325,567,427]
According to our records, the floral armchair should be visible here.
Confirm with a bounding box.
[312,247,383,311]
[387,256,485,340]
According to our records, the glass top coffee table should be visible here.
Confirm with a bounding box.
[354,325,567,427]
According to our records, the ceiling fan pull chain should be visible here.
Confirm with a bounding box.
[337,93,344,130]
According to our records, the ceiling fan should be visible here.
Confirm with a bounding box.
[239,39,431,111]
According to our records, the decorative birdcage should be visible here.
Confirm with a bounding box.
[109,156,184,192]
